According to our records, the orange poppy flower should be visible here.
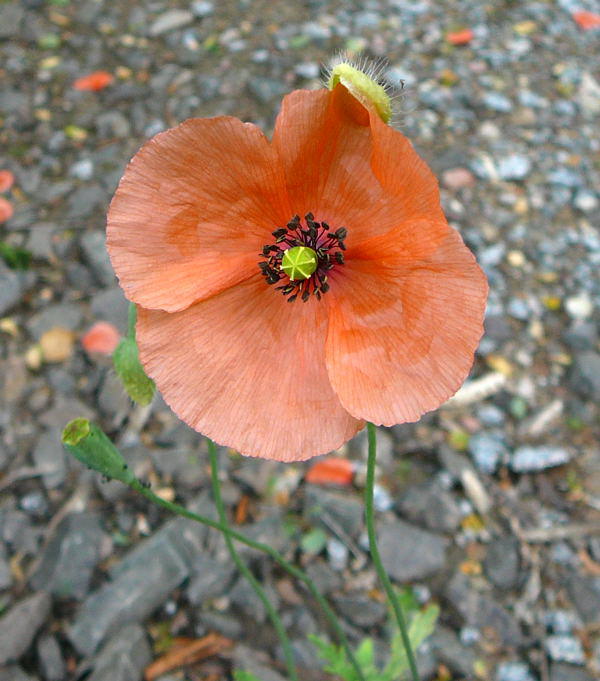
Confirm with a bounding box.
[107,84,487,461]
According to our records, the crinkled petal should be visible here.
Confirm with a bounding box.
[137,276,362,461]
[107,117,290,312]
[325,224,488,425]
[272,85,443,247]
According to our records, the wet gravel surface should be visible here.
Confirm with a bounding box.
[1,1,600,680]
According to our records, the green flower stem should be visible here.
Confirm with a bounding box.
[366,422,419,681]
[208,440,299,681]
[128,472,366,681]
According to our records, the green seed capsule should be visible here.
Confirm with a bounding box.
[281,246,318,281]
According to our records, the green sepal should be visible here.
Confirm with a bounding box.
[62,418,135,484]
[113,304,155,406]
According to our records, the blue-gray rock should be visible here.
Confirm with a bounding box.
[397,480,462,532]
[66,184,106,221]
[565,572,600,625]
[305,486,363,539]
[32,430,67,489]
[430,626,477,677]
[247,77,287,104]
[483,92,513,112]
[187,556,236,604]
[70,516,205,654]
[36,634,65,681]
[379,520,447,581]
[469,430,509,474]
[543,610,580,634]
[0,261,24,316]
[90,286,129,332]
[0,2,23,39]
[496,661,538,681]
[80,231,115,287]
[87,624,151,681]
[573,189,598,213]
[484,536,520,590]
[0,667,38,681]
[570,352,600,401]
[0,544,11,590]
[545,635,586,665]
[31,513,108,599]
[498,154,531,181]
[446,573,523,646]
[0,592,52,664]
[547,168,583,188]
[191,1,214,17]
[149,10,194,36]
[550,663,594,681]
[334,595,387,628]
[511,446,571,473]
[26,303,83,340]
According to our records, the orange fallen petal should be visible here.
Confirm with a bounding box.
[0,170,15,193]
[73,70,114,92]
[447,28,474,45]
[81,321,121,355]
[0,197,14,223]
[573,11,600,30]
[306,457,354,485]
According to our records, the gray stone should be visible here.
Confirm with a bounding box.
[498,154,531,181]
[545,635,586,665]
[0,510,39,555]
[397,480,462,532]
[0,261,24,316]
[0,667,37,681]
[570,352,600,401]
[379,520,447,582]
[90,287,130,332]
[230,576,277,623]
[87,624,152,681]
[483,92,513,112]
[430,626,476,678]
[573,189,598,213]
[191,1,214,17]
[80,231,115,287]
[248,77,287,104]
[563,321,598,351]
[149,10,194,36]
[0,592,51,664]
[446,573,523,646]
[304,487,363,538]
[70,516,205,654]
[32,430,67,489]
[27,303,83,340]
[565,573,600,625]
[31,513,107,599]
[66,184,106,221]
[334,595,387,627]
[0,3,24,39]
[230,644,288,681]
[496,661,537,681]
[0,543,12,590]
[469,430,508,473]
[305,560,342,595]
[36,634,65,681]
[511,446,571,473]
[549,663,594,681]
[484,536,521,590]
[187,556,236,604]
[25,224,56,261]
[97,370,130,417]
[96,111,131,139]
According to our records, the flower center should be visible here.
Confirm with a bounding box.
[259,213,347,302]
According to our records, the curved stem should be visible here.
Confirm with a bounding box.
[208,440,298,681]
[128,474,366,681]
[366,422,419,681]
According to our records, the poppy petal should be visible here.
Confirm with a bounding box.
[326,224,487,425]
[137,276,362,461]
[272,85,443,247]
[107,117,291,312]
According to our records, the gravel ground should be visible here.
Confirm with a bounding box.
[1,1,600,680]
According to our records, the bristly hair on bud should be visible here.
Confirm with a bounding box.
[323,52,410,126]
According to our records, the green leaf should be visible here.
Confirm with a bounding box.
[62,419,135,484]
[300,527,327,555]
[233,671,264,681]
[384,604,439,679]
[0,242,32,269]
